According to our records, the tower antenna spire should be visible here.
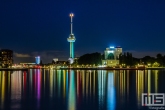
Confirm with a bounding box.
[70,13,74,34]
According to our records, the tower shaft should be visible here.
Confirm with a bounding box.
[70,42,74,58]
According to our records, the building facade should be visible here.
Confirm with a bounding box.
[35,56,40,64]
[0,49,13,68]
[102,46,122,67]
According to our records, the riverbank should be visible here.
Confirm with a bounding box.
[60,67,165,70]
[1,67,165,71]
[0,68,28,71]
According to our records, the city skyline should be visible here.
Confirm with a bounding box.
[0,1,165,63]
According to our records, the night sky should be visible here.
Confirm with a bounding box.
[0,0,165,63]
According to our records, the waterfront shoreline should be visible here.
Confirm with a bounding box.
[1,67,165,71]
[60,67,165,70]
[0,68,28,71]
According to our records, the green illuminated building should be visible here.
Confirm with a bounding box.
[102,46,122,67]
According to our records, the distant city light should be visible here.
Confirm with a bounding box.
[110,46,114,48]
[53,58,58,63]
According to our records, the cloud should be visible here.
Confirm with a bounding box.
[14,52,31,57]
[13,50,70,63]
[31,50,68,63]
[13,50,101,63]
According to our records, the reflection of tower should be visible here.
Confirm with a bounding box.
[67,13,76,63]
[68,70,76,110]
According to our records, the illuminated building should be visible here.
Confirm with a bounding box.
[0,49,13,68]
[53,58,58,63]
[67,13,76,64]
[102,46,122,66]
[35,56,40,64]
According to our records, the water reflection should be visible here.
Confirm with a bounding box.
[68,70,76,110]
[0,71,6,109]
[11,71,22,109]
[107,72,115,110]
[98,70,106,109]
[0,69,164,110]
[136,70,145,108]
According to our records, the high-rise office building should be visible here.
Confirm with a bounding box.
[0,49,13,68]
[35,56,40,64]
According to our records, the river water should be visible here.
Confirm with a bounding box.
[0,69,165,110]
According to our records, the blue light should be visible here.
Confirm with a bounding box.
[107,72,116,110]
[110,46,114,48]
[35,56,40,64]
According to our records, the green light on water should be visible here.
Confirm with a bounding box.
[68,70,76,110]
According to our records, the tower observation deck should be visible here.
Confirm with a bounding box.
[67,13,76,60]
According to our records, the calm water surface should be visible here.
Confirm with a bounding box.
[0,69,165,110]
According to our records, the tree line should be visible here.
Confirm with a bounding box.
[77,52,103,65]
[77,52,165,67]
[119,53,165,66]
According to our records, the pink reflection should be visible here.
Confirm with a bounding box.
[34,69,41,109]
[37,69,41,100]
